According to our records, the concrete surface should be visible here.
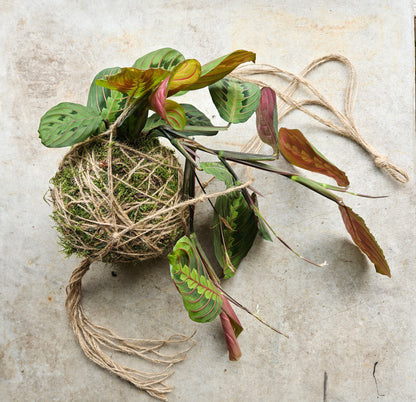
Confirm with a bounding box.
[1,1,415,401]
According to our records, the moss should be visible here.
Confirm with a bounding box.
[51,136,188,262]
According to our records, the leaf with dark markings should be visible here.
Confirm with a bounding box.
[38,102,102,148]
[213,191,258,279]
[133,47,185,70]
[209,77,261,124]
[87,67,126,117]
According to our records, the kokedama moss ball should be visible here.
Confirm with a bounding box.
[50,136,189,263]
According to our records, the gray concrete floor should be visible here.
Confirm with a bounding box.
[1,1,415,401]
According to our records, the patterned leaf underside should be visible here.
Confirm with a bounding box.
[339,205,391,277]
[279,128,349,187]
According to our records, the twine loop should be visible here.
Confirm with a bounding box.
[232,54,409,183]
[58,54,409,401]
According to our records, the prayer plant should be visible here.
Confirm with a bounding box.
[39,48,390,362]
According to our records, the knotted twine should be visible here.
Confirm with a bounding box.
[231,54,409,183]
[59,54,409,402]
[56,101,254,399]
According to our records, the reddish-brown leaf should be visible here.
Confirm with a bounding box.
[219,296,243,361]
[339,205,391,277]
[279,128,349,187]
[256,87,279,155]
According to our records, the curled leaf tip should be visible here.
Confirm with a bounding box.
[256,87,279,155]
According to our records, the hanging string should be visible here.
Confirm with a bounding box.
[231,54,409,183]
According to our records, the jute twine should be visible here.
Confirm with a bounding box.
[51,100,254,399]
[231,54,409,183]
[58,54,409,402]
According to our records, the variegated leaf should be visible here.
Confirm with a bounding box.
[168,236,223,323]
[95,67,169,98]
[213,191,258,279]
[187,50,256,91]
[209,77,261,124]
[133,48,185,70]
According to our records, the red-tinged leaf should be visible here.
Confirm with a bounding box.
[150,78,186,130]
[167,59,201,96]
[220,294,243,361]
[186,50,256,91]
[221,295,243,338]
[339,205,391,277]
[95,67,169,98]
[220,311,242,361]
[256,87,279,155]
[164,99,186,130]
[279,128,349,187]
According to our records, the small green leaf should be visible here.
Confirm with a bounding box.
[251,194,273,241]
[213,191,258,279]
[116,96,149,142]
[209,77,261,124]
[133,48,185,70]
[168,236,223,323]
[39,102,102,148]
[200,162,235,188]
[101,90,125,123]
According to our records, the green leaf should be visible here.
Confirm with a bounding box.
[200,162,235,188]
[209,77,261,124]
[187,50,256,91]
[87,67,126,114]
[96,67,170,98]
[38,102,102,148]
[133,47,185,70]
[100,90,125,123]
[213,191,259,279]
[251,194,273,241]
[116,96,149,142]
[339,205,391,277]
[168,236,223,323]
